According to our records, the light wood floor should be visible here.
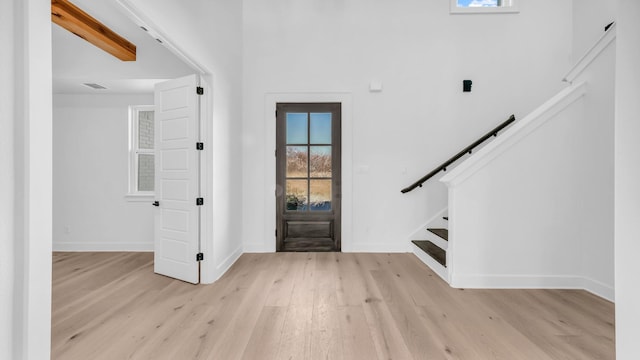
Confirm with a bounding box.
[51,252,615,359]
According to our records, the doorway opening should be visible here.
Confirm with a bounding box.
[276,103,342,252]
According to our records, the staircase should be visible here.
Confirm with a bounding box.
[412,226,448,267]
[410,210,449,281]
[402,116,516,283]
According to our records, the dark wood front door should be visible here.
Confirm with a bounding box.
[276,103,341,252]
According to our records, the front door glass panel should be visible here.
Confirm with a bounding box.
[284,112,333,212]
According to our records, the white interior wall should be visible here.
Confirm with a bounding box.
[0,1,16,357]
[242,0,573,252]
[126,0,244,282]
[53,94,155,251]
[575,39,615,299]
[615,0,640,358]
[572,0,616,62]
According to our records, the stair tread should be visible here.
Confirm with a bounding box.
[427,228,448,241]
[411,240,447,267]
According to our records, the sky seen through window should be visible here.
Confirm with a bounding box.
[457,0,499,7]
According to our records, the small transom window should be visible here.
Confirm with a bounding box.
[451,0,519,14]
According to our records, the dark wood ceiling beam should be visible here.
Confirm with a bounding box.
[51,0,136,61]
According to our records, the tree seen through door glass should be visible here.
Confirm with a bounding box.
[310,146,331,178]
[286,146,307,177]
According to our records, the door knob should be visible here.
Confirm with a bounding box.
[152,201,160,207]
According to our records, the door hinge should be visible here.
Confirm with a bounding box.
[196,142,204,150]
[275,229,277,237]
[196,252,204,261]
[196,86,204,95]
[196,197,204,206]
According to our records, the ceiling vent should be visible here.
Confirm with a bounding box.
[83,82,107,90]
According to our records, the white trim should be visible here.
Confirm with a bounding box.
[53,242,153,252]
[411,243,449,282]
[124,194,154,202]
[19,1,53,358]
[450,0,519,14]
[198,75,215,284]
[563,23,617,83]
[264,92,353,253]
[408,207,448,241]
[243,243,273,253]
[451,273,584,288]
[348,243,411,253]
[440,82,588,187]
[114,0,210,76]
[582,277,615,302]
[450,274,614,302]
[204,246,243,284]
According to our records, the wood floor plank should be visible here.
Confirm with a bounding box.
[352,253,425,359]
[338,306,379,360]
[370,268,448,358]
[264,252,302,307]
[207,268,281,360]
[309,270,343,360]
[241,306,287,360]
[51,252,615,360]
[335,253,369,306]
[275,305,313,360]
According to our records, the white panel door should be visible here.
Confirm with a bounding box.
[154,74,201,284]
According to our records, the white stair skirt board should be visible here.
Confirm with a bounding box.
[563,23,616,84]
[411,242,448,282]
[408,207,449,240]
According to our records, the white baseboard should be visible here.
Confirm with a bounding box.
[242,242,410,253]
[450,273,614,302]
[53,242,153,252]
[347,242,411,253]
[242,243,274,253]
[208,246,243,283]
[581,277,615,302]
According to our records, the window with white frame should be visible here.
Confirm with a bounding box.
[450,0,519,14]
[128,105,155,199]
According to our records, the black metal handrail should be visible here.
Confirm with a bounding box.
[401,115,516,194]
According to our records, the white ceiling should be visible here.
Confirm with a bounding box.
[52,0,194,94]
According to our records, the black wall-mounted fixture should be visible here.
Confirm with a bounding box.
[605,21,614,31]
[463,80,472,92]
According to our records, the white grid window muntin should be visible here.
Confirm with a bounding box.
[128,105,155,197]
